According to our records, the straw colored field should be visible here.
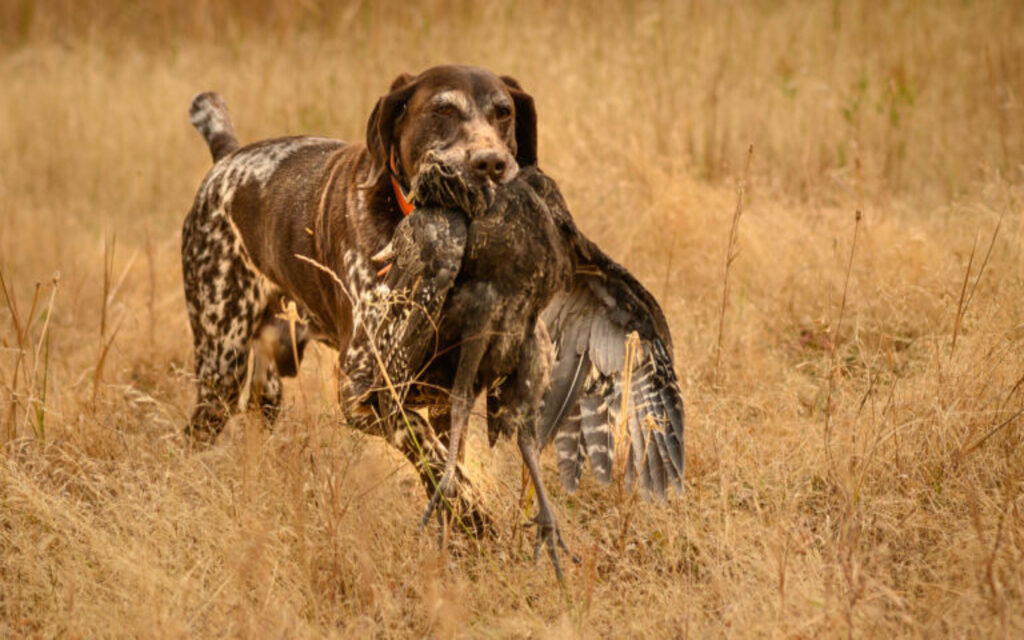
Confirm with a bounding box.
[1,1,1022,636]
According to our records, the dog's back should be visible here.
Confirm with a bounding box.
[185,93,365,342]
[181,93,372,441]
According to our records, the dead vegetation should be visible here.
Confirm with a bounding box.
[1,1,1023,636]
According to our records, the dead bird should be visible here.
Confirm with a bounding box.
[346,167,685,579]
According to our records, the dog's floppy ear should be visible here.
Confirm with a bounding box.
[501,75,537,168]
[365,72,418,187]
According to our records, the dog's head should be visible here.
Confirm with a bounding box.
[366,65,537,217]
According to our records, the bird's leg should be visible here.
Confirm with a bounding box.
[518,425,574,581]
[420,327,491,537]
[507,324,577,581]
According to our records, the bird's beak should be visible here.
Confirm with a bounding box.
[372,241,395,265]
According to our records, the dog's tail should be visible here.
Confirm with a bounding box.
[189,92,239,162]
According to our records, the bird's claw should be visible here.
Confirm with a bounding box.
[525,514,578,582]
[419,490,442,531]
[420,471,457,543]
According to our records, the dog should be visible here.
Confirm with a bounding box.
[181,66,538,530]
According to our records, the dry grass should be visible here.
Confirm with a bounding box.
[2,0,1023,636]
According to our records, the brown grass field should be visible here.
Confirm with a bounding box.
[2,1,1023,636]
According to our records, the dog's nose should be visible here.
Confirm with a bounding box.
[470,150,508,182]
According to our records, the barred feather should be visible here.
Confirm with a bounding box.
[538,259,686,498]
[554,407,585,491]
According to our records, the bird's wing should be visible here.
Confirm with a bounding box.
[522,170,686,498]
[344,208,467,415]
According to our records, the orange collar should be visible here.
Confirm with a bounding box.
[389,149,415,217]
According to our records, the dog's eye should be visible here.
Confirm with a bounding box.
[434,103,460,118]
[494,104,512,120]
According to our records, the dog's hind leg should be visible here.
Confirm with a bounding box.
[186,330,255,444]
[249,334,282,425]
[182,194,271,443]
[249,304,310,425]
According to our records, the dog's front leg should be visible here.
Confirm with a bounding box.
[338,382,495,538]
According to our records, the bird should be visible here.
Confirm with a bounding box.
[345,166,685,579]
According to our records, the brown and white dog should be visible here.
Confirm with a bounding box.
[182,66,537,527]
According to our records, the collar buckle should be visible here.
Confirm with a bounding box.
[389,149,415,217]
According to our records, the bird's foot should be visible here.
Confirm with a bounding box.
[420,469,457,538]
[525,510,580,582]
[419,468,497,547]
